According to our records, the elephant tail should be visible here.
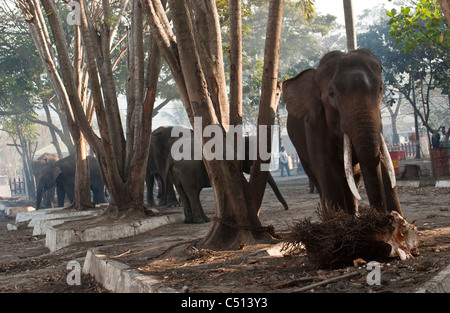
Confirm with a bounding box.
[267,172,289,210]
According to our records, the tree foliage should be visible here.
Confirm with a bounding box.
[387,0,449,54]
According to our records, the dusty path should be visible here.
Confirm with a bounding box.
[0,162,449,293]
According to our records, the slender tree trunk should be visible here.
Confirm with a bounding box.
[229,0,243,126]
[249,0,284,215]
[191,0,230,128]
[20,0,92,209]
[414,108,421,159]
[43,103,63,158]
[73,134,92,209]
[343,0,357,51]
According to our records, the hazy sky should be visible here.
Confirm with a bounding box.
[314,0,397,24]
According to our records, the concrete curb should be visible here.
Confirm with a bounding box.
[397,181,420,188]
[46,213,185,252]
[395,180,450,188]
[83,243,287,293]
[435,180,450,188]
[15,207,65,223]
[416,264,450,293]
[83,249,177,293]
[5,206,35,217]
[31,209,105,236]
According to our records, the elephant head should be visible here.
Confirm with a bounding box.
[283,49,401,215]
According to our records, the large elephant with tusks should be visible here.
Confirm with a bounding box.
[283,49,402,216]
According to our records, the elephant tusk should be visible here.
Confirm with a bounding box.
[343,134,362,200]
[380,133,397,188]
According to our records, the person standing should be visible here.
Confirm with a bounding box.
[279,146,290,177]
[432,131,441,149]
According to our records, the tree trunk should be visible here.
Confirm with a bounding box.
[145,0,284,249]
[414,109,421,159]
[43,103,63,158]
[73,133,93,210]
[343,0,357,51]
[438,0,450,28]
[229,0,243,126]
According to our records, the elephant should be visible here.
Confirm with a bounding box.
[282,49,402,216]
[165,135,289,223]
[146,126,187,207]
[32,153,60,208]
[35,154,106,210]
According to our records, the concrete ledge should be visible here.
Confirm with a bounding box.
[397,181,420,188]
[416,264,450,293]
[33,214,103,236]
[6,206,35,217]
[28,209,94,227]
[83,249,177,293]
[46,213,185,252]
[15,207,66,223]
[435,180,450,188]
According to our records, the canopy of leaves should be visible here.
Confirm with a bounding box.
[386,0,449,54]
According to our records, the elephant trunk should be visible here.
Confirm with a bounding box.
[344,131,395,213]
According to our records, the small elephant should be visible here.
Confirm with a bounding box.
[32,153,60,208]
[35,154,106,209]
[146,126,188,207]
[283,49,402,216]
[165,135,289,223]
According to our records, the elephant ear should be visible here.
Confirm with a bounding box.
[282,68,323,126]
[51,167,62,181]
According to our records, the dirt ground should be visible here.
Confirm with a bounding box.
[0,159,449,294]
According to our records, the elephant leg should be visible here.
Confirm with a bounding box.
[92,187,106,204]
[304,151,357,215]
[56,184,65,207]
[308,179,315,194]
[156,175,163,199]
[175,183,193,223]
[146,174,156,207]
[164,177,179,207]
[177,173,209,223]
[44,188,55,208]
[188,189,210,223]
[66,186,75,204]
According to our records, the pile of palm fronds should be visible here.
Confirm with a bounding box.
[283,206,396,268]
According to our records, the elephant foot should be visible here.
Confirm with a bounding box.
[165,200,180,207]
[184,215,210,224]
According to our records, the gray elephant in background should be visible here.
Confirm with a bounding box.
[35,154,106,210]
[146,126,187,207]
[165,135,289,223]
[32,153,60,209]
